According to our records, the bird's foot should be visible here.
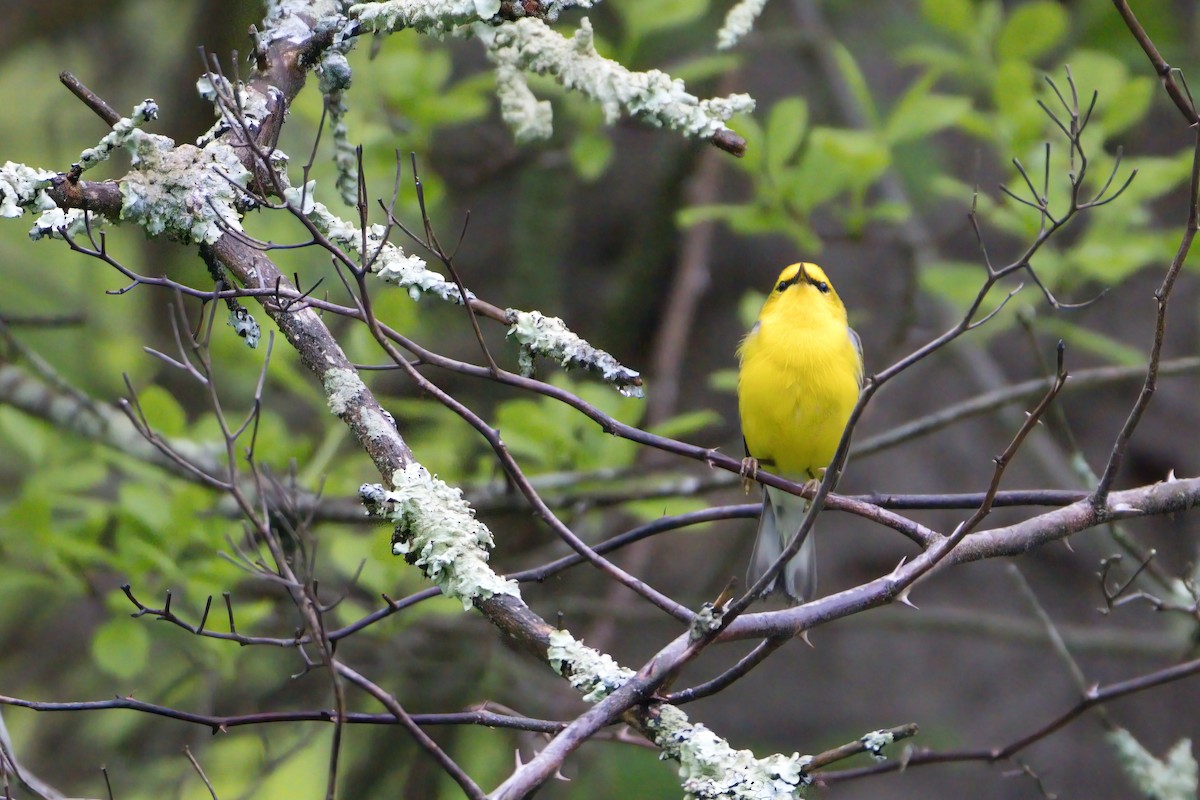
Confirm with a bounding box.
[740,456,759,493]
[802,468,827,497]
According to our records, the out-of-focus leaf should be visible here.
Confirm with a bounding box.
[570,130,614,182]
[996,2,1068,62]
[1038,319,1146,367]
[647,409,722,439]
[91,618,150,679]
[992,59,1041,150]
[708,368,739,392]
[921,0,976,40]
[624,496,707,521]
[886,85,972,144]
[613,0,710,49]
[897,44,972,76]
[0,407,47,463]
[1100,76,1154,137]
[765,97,808,174]
[830,43,880,129]
[669,54,741,84]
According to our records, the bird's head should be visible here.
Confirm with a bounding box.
[761,262,848,322]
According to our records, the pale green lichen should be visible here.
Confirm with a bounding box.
[303,199,470,303]
[76,100,159,173]
[263,0,344,43]
[495,64,554,143]
[650,704,812,799]
[545,628,811,797]
[196,74,273,134]
[0,162,57,222]
[859,730,895,762]
[547,629,636,703]
[357,405,399,442]
[323,367,366,417]
[363,463,519,609]
[716,0,769,50]
[479,17,755,142]
[350,0,501,35]
[119,133,252,244]
[690,603,725,642]
[227,307,261,349]
[29,208,93,242]
[316,52,358,206]
[1108,728,1197,800]
[506,309,642,396]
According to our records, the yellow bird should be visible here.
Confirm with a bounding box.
[737,262,863,603]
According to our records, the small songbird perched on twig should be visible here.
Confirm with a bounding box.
[737,262,863,604]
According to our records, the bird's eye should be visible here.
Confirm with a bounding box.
[814,281,830,293]
[776,281,789,292]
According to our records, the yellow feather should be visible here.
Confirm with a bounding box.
[737,263,862,602]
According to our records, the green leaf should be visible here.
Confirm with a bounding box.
[668,54,741,84]
[829,43,879,129]
[0,407,47,463]
[992,59,1041,150]
[920,261,995,309]
[613,0,710,48]
[738,290,767,329]
[708,368,739,393]
[647,410,722,439]
[996,2,1068,62]
[119,481,175,533]
[676,204,747,229]
[1038,319,1146,367]
[132,385,188,438]
[921,0,976,39]
[1068,228,1177,284]
[897,44,972,76]
[569,130,614,182]
[1100,76,1155,137]
[885,78,972,144]
[790,128,890,212]
[91,618,150,679]
[624,496,707,521]
[765,97,808,174]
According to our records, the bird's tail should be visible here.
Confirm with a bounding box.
[747,484,817,604]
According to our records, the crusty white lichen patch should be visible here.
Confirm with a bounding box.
[119,130,253,245]
[859,729,895,762]
[77,100,160,173]
[362,463,519,609]
[480,17,755,143]
[495,64,553,143]
[0,162,90,241]
[303,199,471,303]
[1108,728,1197,800]
[547,629,636,703]
[507,309,643,397]
[323,367,366,416]
[350,0,501,35]
[196,74,273,138]
[649,704,812,799]
[716,0,769,50]
[227,307,261,349]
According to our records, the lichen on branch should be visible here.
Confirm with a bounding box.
[350,0,503,34]
[506,308,643,397]
[361,464,519,609]
[480,17,755,143]
[547,628,812,799]
[716,0,769,50]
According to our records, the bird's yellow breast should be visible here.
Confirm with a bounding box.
[737,270,861,478]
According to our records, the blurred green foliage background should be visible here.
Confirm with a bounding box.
[1,0,1199,798]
